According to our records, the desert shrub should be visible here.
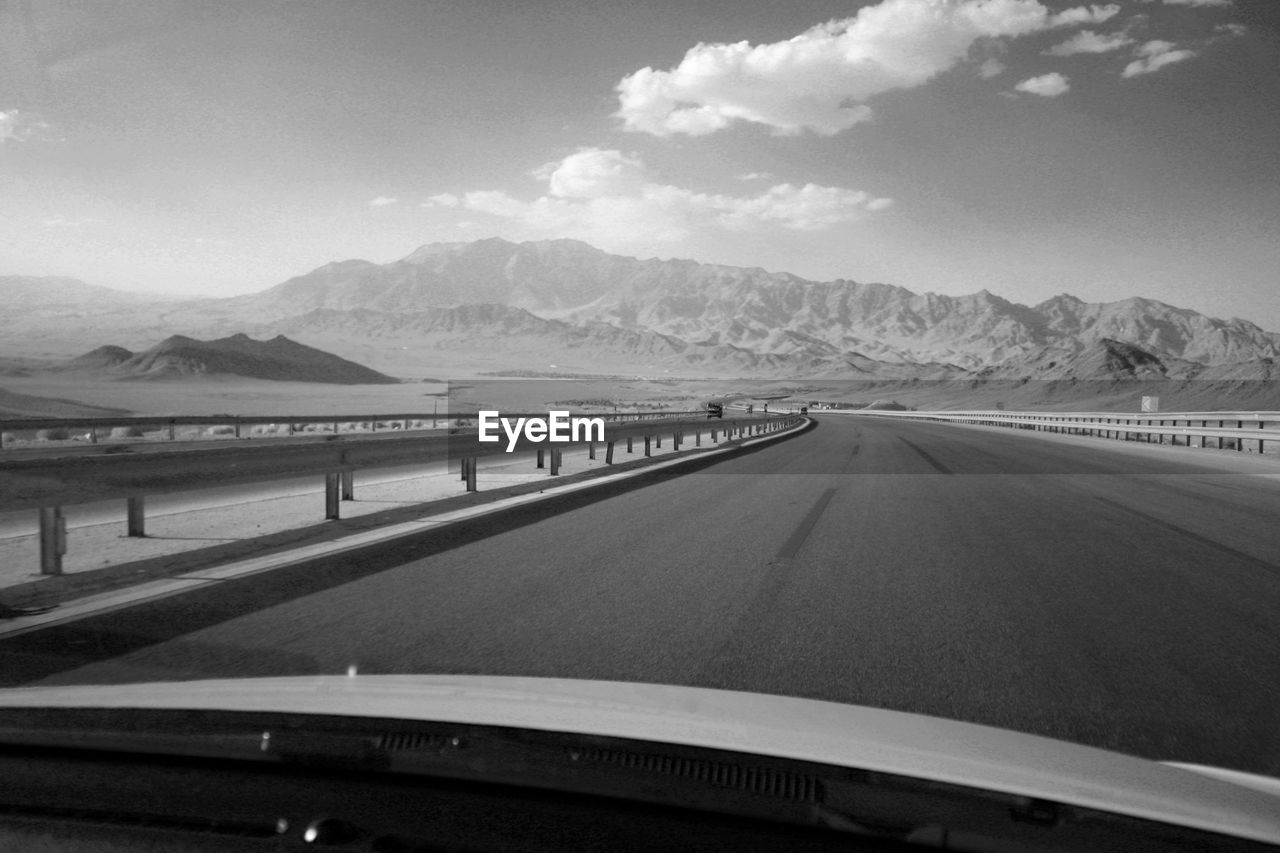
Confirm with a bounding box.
[206,425,235,436]
[36,428,70,441]
[110,425,145,438]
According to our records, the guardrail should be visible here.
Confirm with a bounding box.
[0,409,714,450]
[2,411,804,576]
[836,409,1280,455]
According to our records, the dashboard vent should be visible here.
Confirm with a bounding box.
[377,731,455,752]
[571,747,822,803]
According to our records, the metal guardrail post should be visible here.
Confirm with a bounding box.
[325,473,340,519]
[644,435,652,457]
[168,420,176,441]
[550,448,561,475]
[626,436,633,453]
[695,430,701,446]
[39,506,66,575]
[536,449,545,468]
[465,457,477,492]
[588,441,596,460]
[127,496,146,537]
[605,441,615,465]
[341,471,354,500]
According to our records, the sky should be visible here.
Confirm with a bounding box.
[2,0,1279,328]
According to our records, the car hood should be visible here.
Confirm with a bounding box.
[0,675,1276,844]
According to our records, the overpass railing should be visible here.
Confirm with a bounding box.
[836,409,1280,455]
[0,409,717,450]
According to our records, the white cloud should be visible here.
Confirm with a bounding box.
[1122,40,1198,77]
[978,58,1007,78]
[369,196,398,207]
[1045,29,1134,55]
[1049,3,1121,25]
[424,193,461,207]
[615,0,1119,137]
[1214,23,1246,36]
[737,171,776,181]
[0,108,56,144]
[1164,0,1230,6]
[541,148,646,199]
[1014,72,1071,96]
[433,148,890,249]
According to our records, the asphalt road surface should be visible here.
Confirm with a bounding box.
[5,415,1280,776]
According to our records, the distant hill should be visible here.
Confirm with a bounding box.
[0,275,151,310]
[62,345,135,371]
[75,334,399,384]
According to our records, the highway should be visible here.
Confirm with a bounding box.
[3,415,1279,776]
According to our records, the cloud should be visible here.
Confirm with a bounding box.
[368,196,398,207]
[1045,29,1134,55]
[0,109,56,143]
[615,0,1119,137]
[1048,3,1121,25]
[429,148,890,249]
[978,58,1007,78]
[1014,72,1071,96]
[540,148,646,199]
[424,193,460,207]
[1163,0,1230,6]
[1214,23,1246,36]
[736,171,776,181]
[1122,40,1198,77]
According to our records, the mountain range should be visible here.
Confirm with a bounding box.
[3,239,1277,382]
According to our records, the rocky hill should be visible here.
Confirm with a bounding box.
[62,345,135,371]
[67,334,398,384]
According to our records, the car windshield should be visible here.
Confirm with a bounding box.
[2,0,1279,818]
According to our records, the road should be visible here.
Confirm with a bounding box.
[3,415,1279,776]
